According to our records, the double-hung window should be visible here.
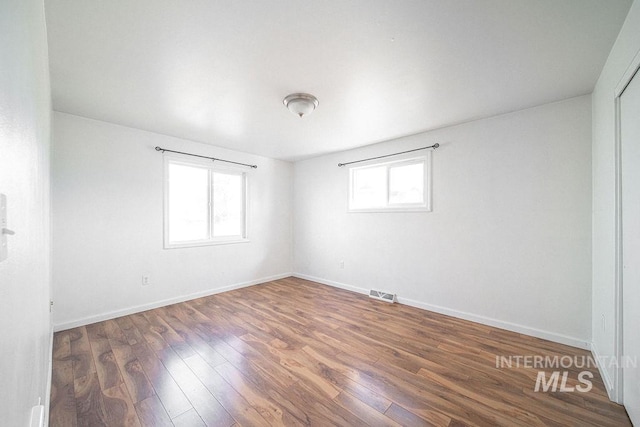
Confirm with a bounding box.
[348,154,431,212]
[164,157,248,248]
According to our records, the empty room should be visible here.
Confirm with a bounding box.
[3,0,640,426]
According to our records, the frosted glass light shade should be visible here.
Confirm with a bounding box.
[283,93,319,118]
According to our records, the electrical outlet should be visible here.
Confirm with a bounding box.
[601,314,606,332]
[339,260,345,269]
[142,275,150,286]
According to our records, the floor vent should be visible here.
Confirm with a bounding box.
[369,289,397,303]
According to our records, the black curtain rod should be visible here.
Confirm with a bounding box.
[155,147,258,169]
[337,143,439,167]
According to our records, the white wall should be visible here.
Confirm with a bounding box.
[52,112,293,329]
[0,0,52,424]
[294,96,592,347]
[592,1,640,398]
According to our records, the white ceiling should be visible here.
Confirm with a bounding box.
[45,0,632,161]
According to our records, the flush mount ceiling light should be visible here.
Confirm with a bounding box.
[283,93,319,118]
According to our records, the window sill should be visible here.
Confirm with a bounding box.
[348,207,431,213]
[164,238,250,249]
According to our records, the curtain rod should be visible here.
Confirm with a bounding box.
[337,143,439,167]
[155,147,258,169]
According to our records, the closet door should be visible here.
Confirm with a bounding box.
[621,66,640,426]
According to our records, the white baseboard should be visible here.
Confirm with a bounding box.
[53,272,292,331]
[398,296,590,350]
[43,325,54,427]
[29,405,44,427]
[292,273,590,350]
[590,341,617,401]
[293,273,370,295]
[54,271,591,349]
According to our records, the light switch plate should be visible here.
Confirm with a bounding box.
[1,194,8,262]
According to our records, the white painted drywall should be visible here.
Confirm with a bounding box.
[294,96,592,347]
[44,0,631,161]
[0,0,52,424]
[592,1,640,398]
[52,112,293,329]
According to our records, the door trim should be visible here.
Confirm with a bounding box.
[613,47,640,404]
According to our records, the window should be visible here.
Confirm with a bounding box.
[348,154,431,212]
[164,157,248,248]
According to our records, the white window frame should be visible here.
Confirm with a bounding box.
[163,155,249,248]
[348,153,432,213]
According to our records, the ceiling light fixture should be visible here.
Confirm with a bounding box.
[283,93,319,118]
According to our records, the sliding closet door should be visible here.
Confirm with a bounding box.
[621,66,640,425]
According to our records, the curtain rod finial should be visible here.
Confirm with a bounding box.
[433,143,440,149]
[338,163,344,167]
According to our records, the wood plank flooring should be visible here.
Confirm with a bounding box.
[50,277,632,426]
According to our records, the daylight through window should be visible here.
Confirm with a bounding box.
[349,155,431,212]
[165,158,247,247]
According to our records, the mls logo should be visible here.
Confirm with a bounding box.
[534,371,593,392]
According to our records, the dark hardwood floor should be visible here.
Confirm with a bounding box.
[49,277,631,426]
